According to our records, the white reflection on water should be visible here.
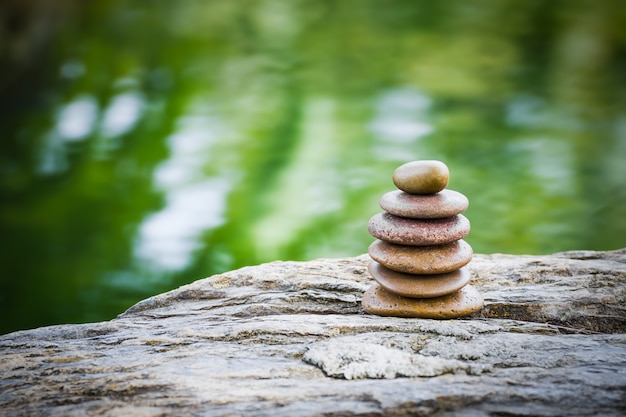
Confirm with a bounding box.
[40,89,146,173]
[251,98,343,259]
[59,59,86,79]
[506,95,547,128]
[507,137,574,194]
[101,91,144,137]
[135,179,229,271]
[57,95,99,140]
[39,95,99,174]
[369,87,434,160]
[134,109,231,271]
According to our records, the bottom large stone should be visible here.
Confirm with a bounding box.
[362,283,484,319]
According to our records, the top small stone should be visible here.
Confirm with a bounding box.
[392,160,449,194]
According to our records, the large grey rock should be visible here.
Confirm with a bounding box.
[1,249,626,416]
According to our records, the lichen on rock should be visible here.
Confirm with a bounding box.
[303,334,490,379]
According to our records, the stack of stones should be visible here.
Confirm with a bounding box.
[362,160,483,319]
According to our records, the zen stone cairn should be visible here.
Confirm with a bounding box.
[363,160,484,318]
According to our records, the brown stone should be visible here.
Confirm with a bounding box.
[368,213,470,246]
[392,160,449,194]
[361,283,483,319]
[379,189,469,219]
[368,239,473,274]
[368,261,471,298]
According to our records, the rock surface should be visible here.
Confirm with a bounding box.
[1,249,626,416]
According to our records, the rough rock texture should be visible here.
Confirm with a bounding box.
[1,249,626,416]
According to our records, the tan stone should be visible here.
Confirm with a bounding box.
[392,160,449,194]
[368,261,471,298]
[361,283,483,319]
[368,239,473,274]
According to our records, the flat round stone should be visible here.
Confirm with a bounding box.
[368,261,471,298]
[392,160,449,194]
[361,283,483,319]
[368,239,473,274]
[368,213,470,246]
[379,189,468,219]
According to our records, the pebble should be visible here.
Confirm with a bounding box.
[392,160,449,194]
[368,261,471,298]
[361,284,483,319]
[368,213,470,246]
[379,189,468,219]
[368,239,473,274]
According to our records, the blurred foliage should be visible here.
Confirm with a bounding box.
[0,0,625,334]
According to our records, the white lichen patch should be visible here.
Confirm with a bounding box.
[210,275,232,289]
[303,335,490,379]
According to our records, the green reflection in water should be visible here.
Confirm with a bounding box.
[1,0,625,334]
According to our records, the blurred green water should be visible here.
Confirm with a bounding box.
[1,0,625,334]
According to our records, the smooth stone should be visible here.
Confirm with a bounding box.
[368,213,470,246]
[379,189,469,219]
[392,160,449,194]
[368,261,471,298]
[368,239,473,274]
[361,283,483,319]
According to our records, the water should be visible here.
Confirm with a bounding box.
[1,0,625,334]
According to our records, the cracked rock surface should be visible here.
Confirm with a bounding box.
[1,249,626,416]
